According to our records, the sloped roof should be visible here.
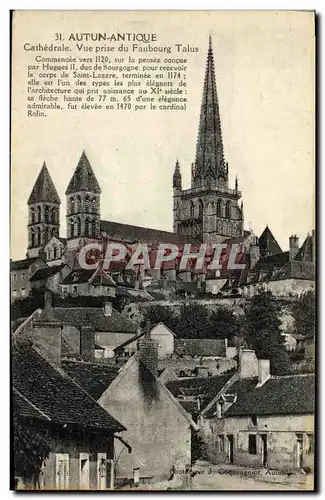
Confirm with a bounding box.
[271,261,315,281]
[225,374,315,417]
[65,151,101,195]
[52,307,138,334]
[12,344,125,432]
[30,264,66,282]
[61,359,120,400]
[259,226,282,257]
[295,235,314,262]
[100,220,197,245]
[10,257,40,271]
[174,338,226,357]
[13,388,49,421]
[61,268,116,286]
[167,372,234,409]
[28,162,61,204]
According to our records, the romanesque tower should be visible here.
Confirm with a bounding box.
[27,162,61,258]
[65,151,101,246]
[173,36,244,243]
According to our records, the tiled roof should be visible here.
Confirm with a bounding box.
[225,374,315,417]
[52,307,138,333]
[259,226,282,257]
[167,372,234,409]
[28,162,61,204]
[13,388,49,421]
[271,261,315,281]
[10,257,39,271]
[12,344,125,432]
[295,235,314,262]
[174,339,226,357]
[65,151,101,195]
[30,264,66,282]
[100,220,197,245]
[61,359,120,400]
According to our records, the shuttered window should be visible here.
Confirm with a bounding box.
[56,454,69,490]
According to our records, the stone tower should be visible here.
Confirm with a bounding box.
[173,36,244,243]
[65,151,101,244]
[27,162,61,258]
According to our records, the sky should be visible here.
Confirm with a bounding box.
[11,10,315,260]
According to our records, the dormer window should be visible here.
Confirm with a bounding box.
[217,400,225,418]
[251,415,257,426]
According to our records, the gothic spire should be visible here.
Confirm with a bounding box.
[65,151,101,195]
[173,158,182,188]
[193,36,226,185]
[28,162,61,205]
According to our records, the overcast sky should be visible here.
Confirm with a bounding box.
[11,10,315,260]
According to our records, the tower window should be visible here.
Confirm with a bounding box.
[92,219,97,237]
[37,206,41,223]
[44,227,49,244]
[92,197,96,212]
[70,197,75,214]
[85,218,90,237]
[217,199,222,217]
[52,207,57,224]
[225,201,231,219]
[31,207,35,224]
[45,205,50,223]
[75,195,81,212]
[190,201,194,218]
[36,227,41,246]
[85,195,90,212]
[76,217,81,237]
[69,220,74,239]
[198,199,203,218]
[31,228,35,247]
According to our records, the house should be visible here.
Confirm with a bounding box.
[12,342,126,490]
[60,267,117,298]
[149,322,175,358]
[29,263,71,294]
[62,327,198,482]
[10,257,48,301]
[197,350,315,471]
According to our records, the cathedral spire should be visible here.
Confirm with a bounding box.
[173,158,182,188]
[193,36,226,186]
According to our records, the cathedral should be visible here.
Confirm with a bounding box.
[25,37,244,265]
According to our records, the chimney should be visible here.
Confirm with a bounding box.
[138,319,158,377]
[33,289,62,366]
[257,359,270,387]
[239,349,259,379]
[289,234,299,261]
[80,326,95,362]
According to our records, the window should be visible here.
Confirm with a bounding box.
[37,206,42,222]
[85,195,90,212]
[79,453,89,490]
[190,201,194,218]
[85,218,90,237]
[217,401,225,418]
[75,195,81,213]
[218,435,225,452]
[92,219,97,238]
[251,415,257,426]
[12,289,17,297]
[70,197,75,214]
[53,246,57,259]
[92,197,97,212]
[225,201,231,218]
[76,217,81,237]
[306,434,314,454]
[216,199,222,217]
[97,453,107,490]
[31,207,35,223]
[72,284,78,294]
[61,285,68,294]
[36,227,41,246]
[56,453,69,490]
[45,206,50,223]
[13,273,17,283]
[198,199,203,218]
[248,434,257,454]
[69,220,74,239]
[21,288,26,296]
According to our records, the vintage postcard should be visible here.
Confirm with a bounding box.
[11,10,315,491]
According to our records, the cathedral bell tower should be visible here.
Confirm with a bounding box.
[27,162,61,258]
[65,151,101,249]
[173,36,244,243]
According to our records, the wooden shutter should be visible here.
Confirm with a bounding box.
[56,454,69,490]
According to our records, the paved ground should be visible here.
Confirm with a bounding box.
[122,462,314,491]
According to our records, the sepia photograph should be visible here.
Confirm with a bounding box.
[10,10,315,491]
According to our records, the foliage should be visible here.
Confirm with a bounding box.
[291,290,315,339]
[142,302,238,340]
[243,292,290,375]
[13,413,50,485]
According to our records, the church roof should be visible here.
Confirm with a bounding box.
[65,151,101,195]
[28,162,61,204]
[258,226,282,257]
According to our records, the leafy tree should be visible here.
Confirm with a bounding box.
[142,304,175,329]
[172,302,213,339]
[243,292,290,375]
[210,307,238,339]
[292,290,315,339]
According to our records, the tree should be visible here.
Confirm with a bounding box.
[292,290,315,339]
[173,302,213,339]
[142,304,175,329]
[243,292,290,375]
[210,307,238,339]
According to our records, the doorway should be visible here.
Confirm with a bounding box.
[227,435,234,464]
[261,434,268,467]
[296,434,304,468]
